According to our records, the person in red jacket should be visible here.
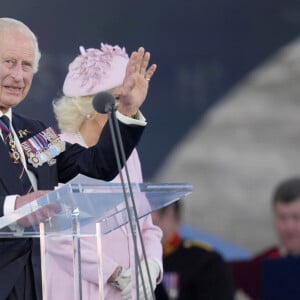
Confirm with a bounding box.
[230,176,300,299]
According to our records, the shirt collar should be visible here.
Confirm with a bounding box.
[0,109,12,122]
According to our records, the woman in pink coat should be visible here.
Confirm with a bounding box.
[46,43,163,299]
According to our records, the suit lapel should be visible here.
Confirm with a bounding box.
[12,114,57,190]
[11,113,37,176]
[11,114,34,143]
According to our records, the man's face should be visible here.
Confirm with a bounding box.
[0,30,35,113]
[274,199,300,255]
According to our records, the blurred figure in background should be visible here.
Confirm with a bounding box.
[152,200,234,300]
[267,176,300,257]
[231,176,300,299]
[46,43,163,299]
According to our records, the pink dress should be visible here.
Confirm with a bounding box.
[45,132,163,299]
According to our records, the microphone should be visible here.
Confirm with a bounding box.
[92,91,116,113]
[92,91,154,298]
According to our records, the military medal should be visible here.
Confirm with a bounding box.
[10,149,21,162]
[0,117,22,163]
[7,132,21,163]
[28,153,40,168]
[21,127,66,168]
[31,156,39,165]
[17,129,31,139]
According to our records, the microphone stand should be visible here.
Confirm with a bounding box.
[104,101,155,300]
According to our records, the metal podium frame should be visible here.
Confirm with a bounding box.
[0,174,193,300]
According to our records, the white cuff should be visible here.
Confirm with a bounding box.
[116,110,147,126]
[4,195,25,234]
[4,195,18,216]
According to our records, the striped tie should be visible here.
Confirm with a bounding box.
[0,115,33,194]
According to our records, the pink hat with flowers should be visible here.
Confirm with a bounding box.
[63,43,129,97]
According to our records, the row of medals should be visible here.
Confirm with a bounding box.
[8,132,65,167]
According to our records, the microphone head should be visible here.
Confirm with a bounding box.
[92,92,116,113]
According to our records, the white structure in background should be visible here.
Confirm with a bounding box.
[156,37,300,253]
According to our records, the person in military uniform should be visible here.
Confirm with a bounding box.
[152,201,234,300]
[230,176,300,299]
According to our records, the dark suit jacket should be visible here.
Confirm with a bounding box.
[155,239,234,300]
[0,111,144,300]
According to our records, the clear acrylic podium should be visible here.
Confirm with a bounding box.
[0,175,193,300]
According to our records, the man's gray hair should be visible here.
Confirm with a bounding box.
[0,18,41,73]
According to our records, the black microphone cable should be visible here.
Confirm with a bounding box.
[93,92,155,300]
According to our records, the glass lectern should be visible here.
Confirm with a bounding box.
[0,174,193,300]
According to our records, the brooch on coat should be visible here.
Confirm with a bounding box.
[17,129,31,139]
[21,127,66,168]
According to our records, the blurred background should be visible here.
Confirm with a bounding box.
[4,0,300,259]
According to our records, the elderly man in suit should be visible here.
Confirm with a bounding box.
[0,17,156,300]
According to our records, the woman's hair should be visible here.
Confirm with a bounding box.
[0,18,41,73]
[54,86,120,133]
[53,95,96,133]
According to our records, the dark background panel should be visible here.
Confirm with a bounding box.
[2,0,300,179]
